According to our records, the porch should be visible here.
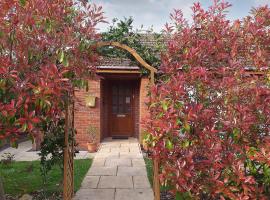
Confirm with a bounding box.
[74,73,151,150]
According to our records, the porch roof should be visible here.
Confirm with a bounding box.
[97,65,140,70]
[97,57,141,72]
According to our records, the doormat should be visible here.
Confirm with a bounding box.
[112,136,129,139]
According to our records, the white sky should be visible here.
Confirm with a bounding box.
[92,0,270,32]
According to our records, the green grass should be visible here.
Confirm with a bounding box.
[144,157,173,191]
[144,157,193,200]
[0,159,92,196]
[144,157,154,187]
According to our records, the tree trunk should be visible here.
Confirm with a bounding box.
[0,177,6,200]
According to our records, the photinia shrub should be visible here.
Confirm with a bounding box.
[0,0,104,144]
[145,1,270,199]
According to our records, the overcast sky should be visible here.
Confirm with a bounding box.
[92,0,270,32]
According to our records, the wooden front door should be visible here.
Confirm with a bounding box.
[109,81,134,137]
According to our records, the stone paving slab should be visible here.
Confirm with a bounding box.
[98,176,133,188]
[117,166,147,176]
[87,166,117,176]
[132,158,146,166]
[97,148,111,153]
[119,152,143,159]
[81,176,100,189]
[74,189,115,200]
[105,158,132,167]
[91,158,106,167]
[95,152,120,159]
[120,142,139,147]
[110,147,130,153]
[133,176,151,188]
[115,189,154,200]
[74,137,153,200]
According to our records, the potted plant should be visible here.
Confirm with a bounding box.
[87,126,98,152]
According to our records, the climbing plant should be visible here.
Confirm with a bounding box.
[145,1,270,199]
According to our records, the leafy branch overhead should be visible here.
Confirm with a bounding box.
[0,0,104,143]
[99,17,163,70]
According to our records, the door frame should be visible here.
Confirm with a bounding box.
[107,80,136,137]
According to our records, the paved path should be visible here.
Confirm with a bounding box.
[74,137,154,200]
[0,140,94,161]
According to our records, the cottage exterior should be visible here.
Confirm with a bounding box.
[74,40,158,150]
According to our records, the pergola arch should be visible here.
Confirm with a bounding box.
[63,41,157,200]
[95,41,157,84]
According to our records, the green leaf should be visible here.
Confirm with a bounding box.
[157,112,164,118]
[176,192,192,200]
[11,141,18,148]
[63,55,69,67]
[247,147,257,156]
[232,127,240,141]
[183,48,189,54]
[176,118,182,125]
[21,123,28,132]
[184,122,190,133]
[161,101,168,111]
[9,116,16,124]
[176,192,183,200]
[182,140,191,148]
[166,139,173,150]
[58,50,64,63]
[19,0,26,6]
[0,30,4,38]
[45,18,52,33]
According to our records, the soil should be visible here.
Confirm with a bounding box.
[161,191,175,200]
[5,191,62,200]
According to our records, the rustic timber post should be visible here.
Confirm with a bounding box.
[63,92,74,200]
[148,70,160,200]
[153,158,160,200]
[150,79,160,200]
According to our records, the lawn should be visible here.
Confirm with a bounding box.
[144,157,154,187]
[144,157,191,200]
[0,159,92,197]
[144,157,170,191]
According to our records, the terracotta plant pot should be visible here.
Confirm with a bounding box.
[87,142,97,153]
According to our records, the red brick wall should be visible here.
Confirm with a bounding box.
[74,76,150,149]
[74,78,101,150]
[139,77,150,143]
[134,81,140,138]
[101,80,109,139]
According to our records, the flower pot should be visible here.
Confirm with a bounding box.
[87,142,97,153]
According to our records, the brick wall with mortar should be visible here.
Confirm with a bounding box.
[139,77,151,143]
[74,76,150,149]
[134,81,140,138]
[101,80,109,139]
[74,78,101,150]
